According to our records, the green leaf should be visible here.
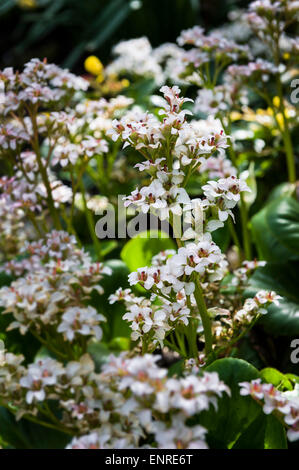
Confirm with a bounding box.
[247,262,299,336]
[212,223,231,252]
[101,240,118,257]
[199,358,261,448]
[251,196,299,263]
[267,182,296,202]
[231,414,267,449]
[167,359,184,377]
[0,271,13,288]
[264,414,287,449]
[198,358,286,449]
[108,336,130,351]
[0,407,70,449]
[232,414,287,449]
[285,374,299,385]
[260,368,293,391]
[121,230,176,272]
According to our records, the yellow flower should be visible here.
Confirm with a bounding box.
[229,111,242,121]
[272,96,280,108]
[84,56,103,76]
[96,72,104,84]
[121,79,130,88]
[276,112,285,130]
[283,52,290,60]
[17,0,36,8]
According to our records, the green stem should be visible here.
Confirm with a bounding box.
[30,330,68,360]
[28,107,61,230]
[193,275,213,356]
[240,195,252,260]
[175,330,187,357]
[272,35,296,183]
[164,338,183,356]
[0,402,74,436]
[277,80,296,183]
[228,218,242,253]
[185,319,198,358]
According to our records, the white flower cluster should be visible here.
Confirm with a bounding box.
[0,231,110,348]
[42,95,133,168]
[0,349,230,448]
[240,379,299,442]
[107,86,256,352]
[234,290,282,323]
[52,134,108,168]
[194,88,228,117]
[66,353,230,449]
[106,37,164,85]
[106,37,186,86]
[177,26,251,61]
[0,183,26,262]
[246,0,299,39]
[0,122,30,150]
[176,26,251,83]
[232,259,267,286]
[199,154,237,179]
[227,59,279,82]
[0,58,88,115]
[109,287,191,343]
[109,86,247,229]
[110,236,228,346]
[108,85,193,151]
[193,80,248,118]
[202,176,251,223]
[0,153,72,213]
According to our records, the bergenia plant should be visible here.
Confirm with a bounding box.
[108,85,280,363]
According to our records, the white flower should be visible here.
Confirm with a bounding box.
[239,379,299,442]
[20,358,64,404]
[194,88,228,116]
[57,306,106,342]
[153,415,208,449]
[66,431,110,449]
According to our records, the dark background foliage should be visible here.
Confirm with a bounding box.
[0,0,251,71]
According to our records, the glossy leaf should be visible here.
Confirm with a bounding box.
[247,262,299,336]
[199,358,286,449]
[199,358,261,448]
[121,230,176,272]
[251,196,299,263]
[260,368,293,391]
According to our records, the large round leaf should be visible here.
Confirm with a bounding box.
[197,358,286,448]
[232,414,287,449]
[121,230,176,272]
[247,262,299,336]
[251,196,299,262]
